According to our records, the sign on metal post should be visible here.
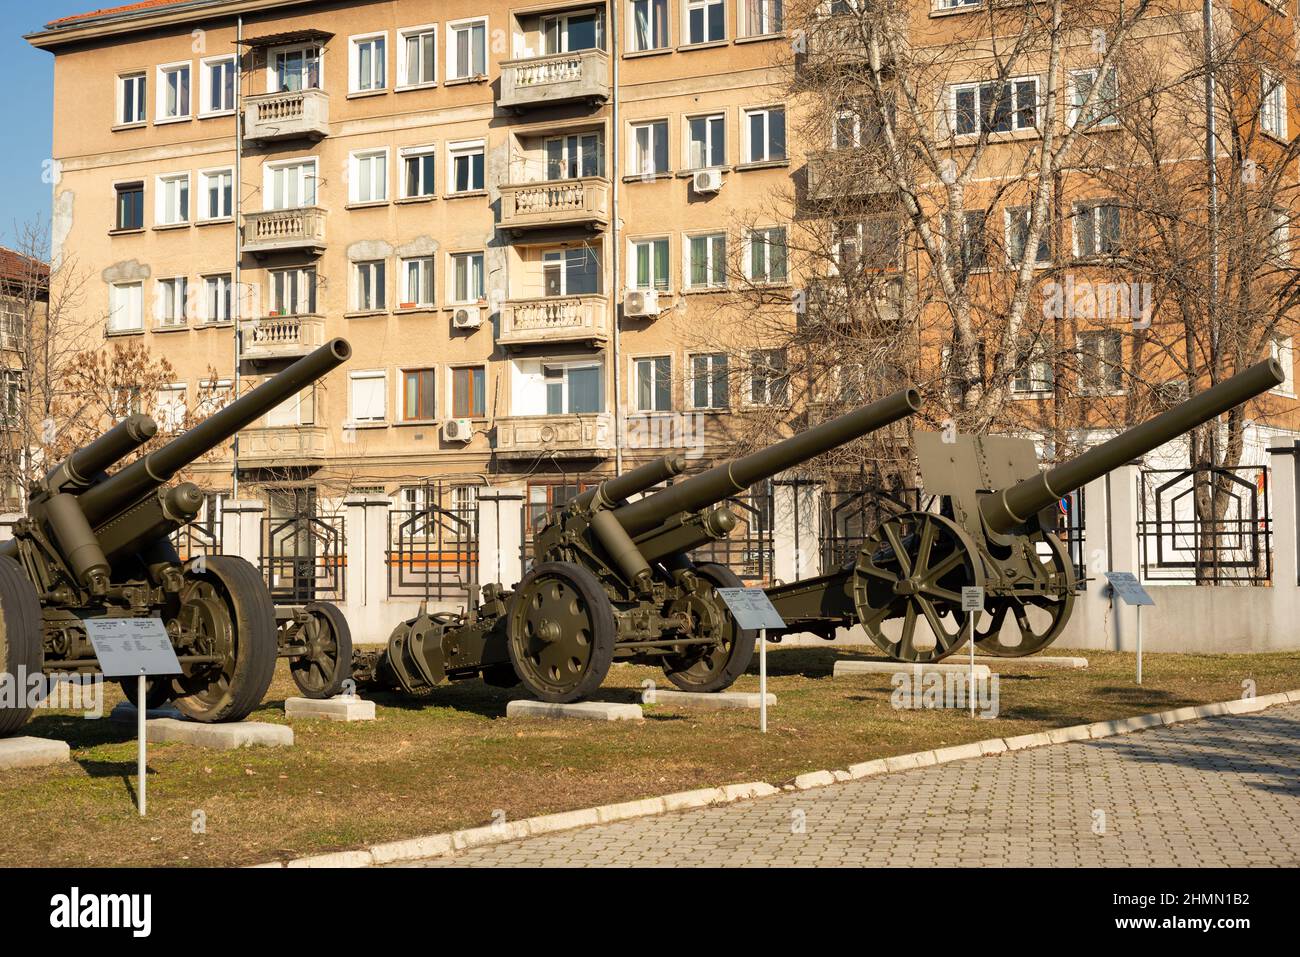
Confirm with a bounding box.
[961,586,984,717]
[1104,572,1155,685]
[717,588,786,734]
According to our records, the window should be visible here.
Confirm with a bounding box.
[266,160,318,210]
[201,56,236,115]
[1268,207,1290,261]
[746,227,787,282]
[629,120,669,177]
[451,252,485,302]
[1069,67,1118,128]
[109,282,143,332]
[686,0,725,44]
[749,348,788,405]
[0,370,21,429]
[543,10,604,53]
[1073,201,1120,259]
[630,0,669,50]
[545,132,602,180]
[157,277,188,327]
[269,267,317,315]
[118,73,147,125]
[941,343,986,399]
[0,305,24,348]
[1005,206,1051,265]
[1011,337,1053,395]
[157,63,191,120]
[199,168,233,220]
[1272,337,1295,396]
[401,368,436,421]
[540,361,603,415]
[449,141,485,193]
[687,114,726,168]
[351,34,387,92]
[631,238,670,291]
[204,275,232,324]
[687,233,727,288]
[156,173,190,225]
[1262,71,1287,139]
[354,261,387,312]
[833,218,900,272]
[452,366,487,418]
[351,149,389,203]
[400,256,434,308]
[448,19,488,80]
[271,44,322,93]
[266,387,315,427]
[634,356,672,412]
[691,353,728,409]
[1078,330,1123,394]
[155,384,187,432]
[401,146,437,198]
[197,378,232,417]
[936,0,980,7]
[544,248,601,296]
[951,78,1038,136]
[743,0,783,36]
[115,182,144,230]
[948,209,988,271]
[350,371,387,423]
[744,107,786,163]
[398,25,437,88]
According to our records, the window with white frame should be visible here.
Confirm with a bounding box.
[157,277,188,327]
[197,378,232,417]
[1005,206,1051,265]
[634,356,673,412]
[157,62,191,120]
[265,159,318,210]
[204,274,232,323]
[451,252,485,302]
[686,0,725,44]
[199,168,233,220]
[354,261,387,312]
[746,227,787,283]
[0,370,21,429]
[1272,337,1295,396]
[631,238,670,291]
[1078,330,1123,394]
[200,56,236,115]
[400,256,435,308]
[629,0,669,50]
[691,353,728,409]
[118,72,147,125]
[350,149,389,203]
[1069,66,1118,128]
[349,370,387,423]
[936,0,980,7]
[269,267,317,315]
[543,9,604,53]
[1268,207,1290,261]
[832,106,861,149]
[351,34,387,92]
[1010,336,1053,395]
[1073,200,1121,259]
[266,386,315,427]
[398,25,437,88]
[950,78,1038,136]
[1262,71,1288,139]
[545,132,603,180]
[749,348,788,405]
[270,44,322,92]
[543,248,601,296]
[744,106,786,162]
[109,281,144,332]
[687,233,727,288]
[156,173,190,225]
[154,384,187,432]
[525,359,603,415]
[687,114,725,169]
[401,146,437,198]
[947,209,988,271]
[742,0,783,36]
[448,19,488,80]
[629,120,669,177]
[832,217,899,271]
[448,141,485,193]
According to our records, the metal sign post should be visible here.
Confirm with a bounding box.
[961,586,984,718]
[716,587,787,734]
[85,618,182,817]
[1103,572,1155,685]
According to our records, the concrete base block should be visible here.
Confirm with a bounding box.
[647,689,777,710]
[833,660,992,679]
[0,736,71,770]
[507,700,643,722]
[145,718,293,750]
[285,696,376,722]
[109,702,183,723]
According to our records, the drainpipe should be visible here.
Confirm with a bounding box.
[232,14,244,497]
[610,5,624,476]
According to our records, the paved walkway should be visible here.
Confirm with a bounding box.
[404,704,1300,867]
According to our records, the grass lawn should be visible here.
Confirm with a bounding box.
[2,645,1296,867]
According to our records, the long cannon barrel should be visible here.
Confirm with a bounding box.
[981,358,1285,535]
[576,454,687,511]
[46,413,158,493]
[614,386,923,537]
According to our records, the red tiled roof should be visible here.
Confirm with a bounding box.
[47,0,197,28]
[0,247,49,286]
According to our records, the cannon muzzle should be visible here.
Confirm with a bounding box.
[575,454,687,512]
[46,413,158,494]
[613,386,923,537]
[981,359,1285,535]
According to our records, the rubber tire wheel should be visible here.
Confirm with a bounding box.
[121,677,176,712]
[507,561,617,704]
[173,555,278,724]
[661,562,757,694]
[0,555,43,738]
[290,601,354,699]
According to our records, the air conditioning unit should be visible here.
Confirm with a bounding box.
[624,289,661,318]
[442,418,474,443]
[692,169,724,195]
[453,306,482,330]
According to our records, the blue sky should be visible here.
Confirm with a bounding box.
[0,1,95,251]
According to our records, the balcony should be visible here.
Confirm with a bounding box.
[239,314,326,364]
[805,150,894,202]
[242,207,327,256]
[498,49,610,111]
[495,413,613,461]
[499,295,609,348]
[238,426,328,467]
[499,178,610,234]
[802,16,891,75]
[244,89,330,142]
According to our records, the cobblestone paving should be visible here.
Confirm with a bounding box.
[405,705,1300,867]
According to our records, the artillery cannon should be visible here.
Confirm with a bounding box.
[765,359,1285,662]
[355,387,924,702]
[0,339,354,736]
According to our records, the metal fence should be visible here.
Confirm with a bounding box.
[260,511,346,603]
[388,484,479,606]
[819,484,924,573]
[1057,486,1087,586]
[171,496,224,562]
[690,485,775,584]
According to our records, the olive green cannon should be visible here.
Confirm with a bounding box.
[764,359,1285,662]
[354,387,924,702]
[0,339,355,737]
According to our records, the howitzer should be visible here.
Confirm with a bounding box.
[355,387,924,702]
[765,359,1285,662]
[0,339,355,737]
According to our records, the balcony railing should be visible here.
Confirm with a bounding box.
[238,426,328,466]
[499,49,611,110]
[499,295,609,347]
[239,314,326,363]
[495,413,614,460]
[805,150,893,202]
[244,89,330,142]
[242,207,327,255]
[802,15,891,73]
[499,178,609,232]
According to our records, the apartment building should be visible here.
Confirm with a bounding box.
[0,247,47,510]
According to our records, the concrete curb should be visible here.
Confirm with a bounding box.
[259,688,1300,868]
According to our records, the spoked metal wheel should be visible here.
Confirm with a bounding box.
[290,601,354,699]
[661,562,756,693]
[853,511,985,663]
[975,531,1075,657]
[507,562,616,703]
